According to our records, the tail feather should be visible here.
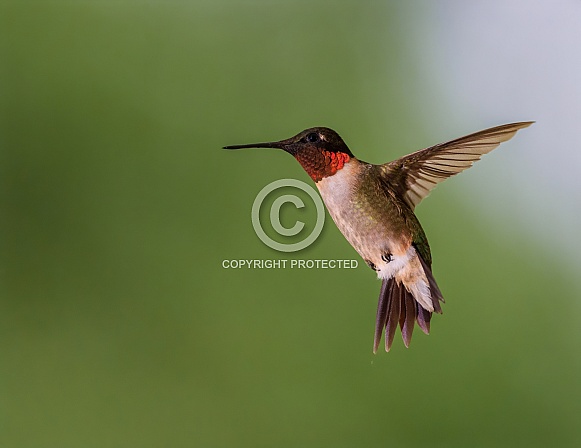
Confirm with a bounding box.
[373,263,444,352]
[418,255,445,313]
[416,306,432,335]
[398,290,406,331]
[373,279,391,353]
[384,281,401,352]
[402,293,416,348]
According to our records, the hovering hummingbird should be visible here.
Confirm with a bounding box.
[224,122,533,352]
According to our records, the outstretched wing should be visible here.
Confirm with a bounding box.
[380,122,533,210]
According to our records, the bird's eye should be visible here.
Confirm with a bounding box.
[306,132,319,143]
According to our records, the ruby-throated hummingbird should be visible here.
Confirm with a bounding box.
[224,122,533,352]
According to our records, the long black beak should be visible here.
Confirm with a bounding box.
[223,138,291,151]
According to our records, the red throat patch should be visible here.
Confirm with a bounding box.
[295,150,351,182]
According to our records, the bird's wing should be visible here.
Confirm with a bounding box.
[379,122,533,210]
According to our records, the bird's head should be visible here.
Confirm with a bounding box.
[224,127,354,182]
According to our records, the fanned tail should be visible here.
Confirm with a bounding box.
[373,262,444,353]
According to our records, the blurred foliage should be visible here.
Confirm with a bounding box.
[1,1,579,447]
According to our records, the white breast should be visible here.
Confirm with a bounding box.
[315,160,371,260]
[316,160,360,209]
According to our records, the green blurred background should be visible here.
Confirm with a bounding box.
[1,1,580,447]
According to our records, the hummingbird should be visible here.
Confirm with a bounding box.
[224,122,533,352]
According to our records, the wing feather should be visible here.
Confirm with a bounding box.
[381,122,533,210]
